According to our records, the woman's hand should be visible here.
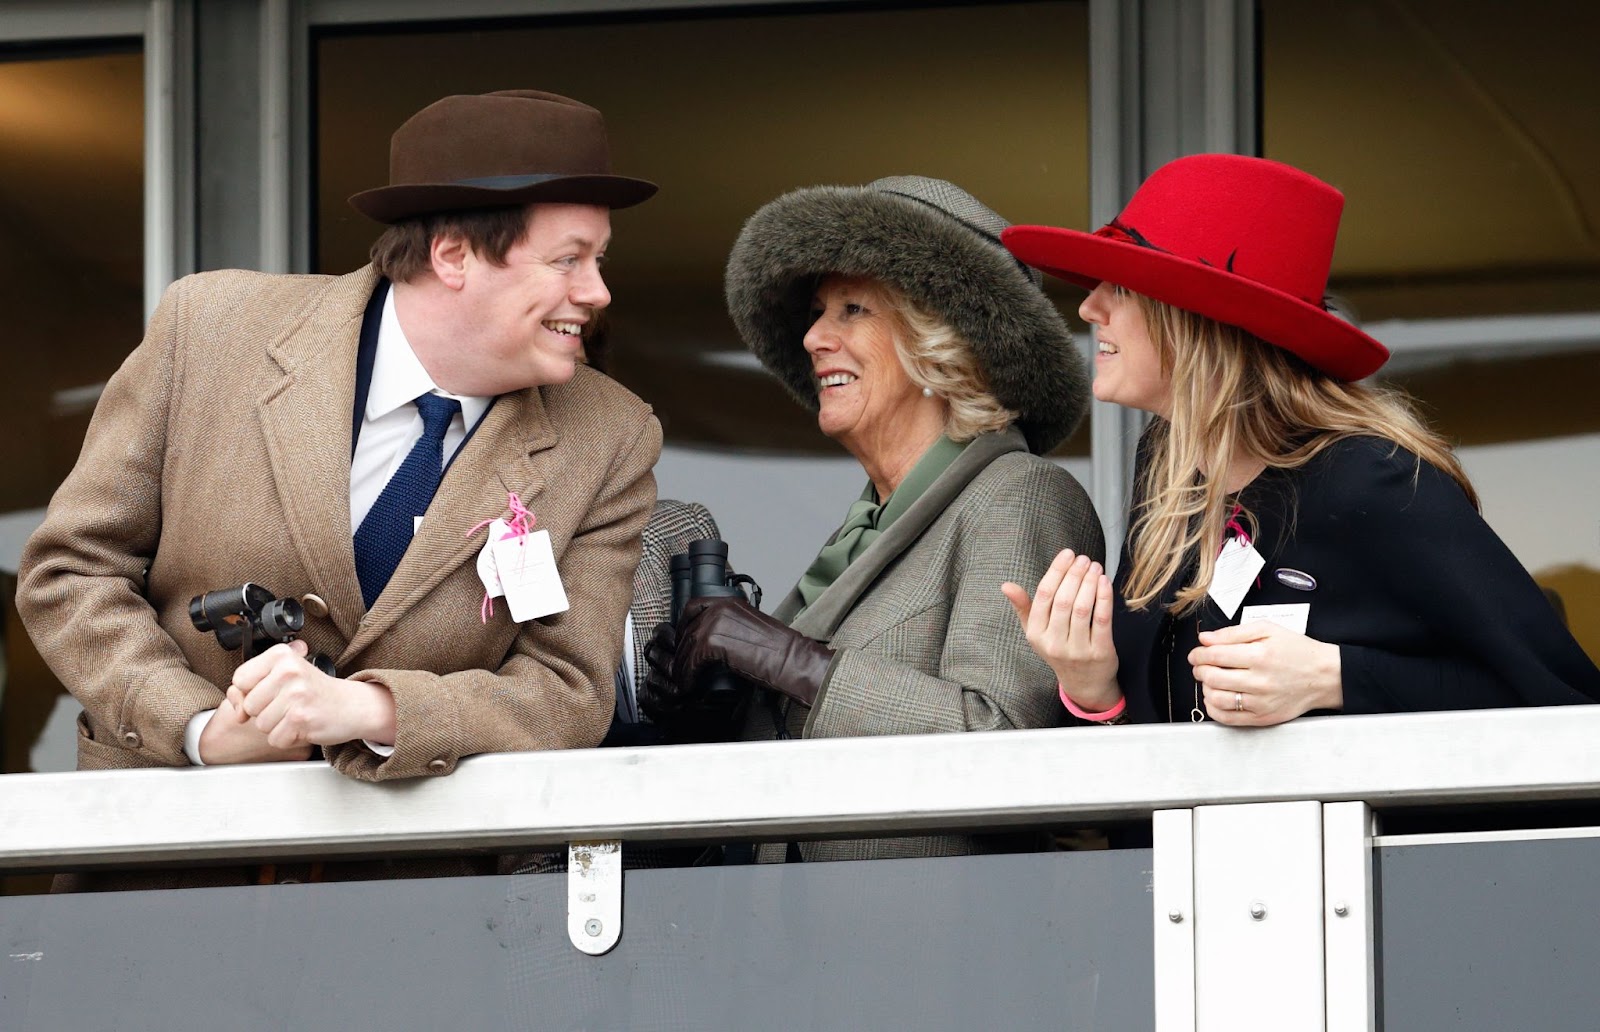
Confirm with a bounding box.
[1002,549,1122,713]
[639,619,698,721]
[1189,621,1342,726]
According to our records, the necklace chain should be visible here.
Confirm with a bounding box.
[1164,615,1207,723]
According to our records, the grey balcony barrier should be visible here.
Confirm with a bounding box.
[5,708,1600,1032]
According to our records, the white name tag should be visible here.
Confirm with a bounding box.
[491,528,569,622]
[1240,602,1310,635]
[476,518,508,600]
[1208,537,1265,619]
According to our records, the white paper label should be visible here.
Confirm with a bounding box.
[413,515,425,534]
[1208,538,1265,619]
[492,528,569,621]
[476,518,508,599]
[1240,602,1310,635]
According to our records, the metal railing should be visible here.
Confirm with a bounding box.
[4,706,1600,870]
[7,707,1600,1032]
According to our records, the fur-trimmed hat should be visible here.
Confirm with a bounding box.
[724,176,1089,453]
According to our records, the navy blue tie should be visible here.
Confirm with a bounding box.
[354,393,461,609]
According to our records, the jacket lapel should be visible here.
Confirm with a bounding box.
[783,427,1027,640]
[257,266,378,641]
[338,384,560,661]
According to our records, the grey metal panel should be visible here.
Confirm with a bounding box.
[0,850,1155,1032]
[1376,836,1600,1031]
[195,0,265,272]
[307,0,865,26]
[1323,803,1377,1032]
[145,0,193,316]
[0,1,145,41]
[1087,0,1148,563]
[1084,0,1257,560]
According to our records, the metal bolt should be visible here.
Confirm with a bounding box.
[584,918,603,937]
[1333,902,1350,918]
[1168,909,1185,923]
[1249,902,1267,921]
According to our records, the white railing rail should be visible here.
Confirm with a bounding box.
[4,707,1600,871]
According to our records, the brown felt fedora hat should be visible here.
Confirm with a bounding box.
[349,90,657,223]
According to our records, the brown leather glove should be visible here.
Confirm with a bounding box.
[640,619,692,717]
[672,597,835,709]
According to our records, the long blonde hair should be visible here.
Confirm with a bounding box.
[1122,293,1478,614]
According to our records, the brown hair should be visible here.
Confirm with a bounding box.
[369,205,532,283]
[1122,292,1478,615]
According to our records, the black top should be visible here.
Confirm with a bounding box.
[1112,435,1600,723]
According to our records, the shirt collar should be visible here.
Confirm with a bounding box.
[368,287,491,428]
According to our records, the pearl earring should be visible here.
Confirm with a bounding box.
[921,387,934,398]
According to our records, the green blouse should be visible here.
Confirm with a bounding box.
[793,435,969,614]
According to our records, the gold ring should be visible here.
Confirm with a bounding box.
[1234,692,1244,712]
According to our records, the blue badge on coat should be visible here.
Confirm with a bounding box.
[1274,567,1317,591]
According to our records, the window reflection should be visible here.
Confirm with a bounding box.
[0,47,141,797]
[314,3,1091,457]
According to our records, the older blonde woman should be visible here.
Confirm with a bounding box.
[642,176,1101,862]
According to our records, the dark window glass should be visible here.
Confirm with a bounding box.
[1263,0,1600,663]
[314,2,1090,456]
[0,47,142,899]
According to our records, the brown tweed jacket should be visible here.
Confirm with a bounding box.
[745,426,1104,862]
[17,265,661,782]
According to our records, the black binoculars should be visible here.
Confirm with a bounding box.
[189,583,335,676]
[656,540,762,740]
[669,539,761,623]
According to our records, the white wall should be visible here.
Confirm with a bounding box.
[1458,432,1600,575]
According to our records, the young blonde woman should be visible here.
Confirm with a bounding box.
[998,154,1600,726]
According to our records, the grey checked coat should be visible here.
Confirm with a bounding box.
[628,500,720,694]
[746,427,1104,862]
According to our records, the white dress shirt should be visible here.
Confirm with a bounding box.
[349,287,490,532]
[184,285,491,765]
[618,611,639,722]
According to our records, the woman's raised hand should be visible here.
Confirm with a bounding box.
[1002,549,1122,713]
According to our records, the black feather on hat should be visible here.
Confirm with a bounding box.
[723,176,1089,453]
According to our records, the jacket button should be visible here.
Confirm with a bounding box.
[426,758,449,773]
[120,728,142,748]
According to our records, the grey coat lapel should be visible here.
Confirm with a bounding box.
[780,427,1028,639]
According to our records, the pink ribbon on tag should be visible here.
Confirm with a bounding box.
[503,491,535,539]
[1220,503,1262,590]
[467,492,539,623]
[1223,504,1251,550]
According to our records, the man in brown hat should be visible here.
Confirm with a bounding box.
[18,90,662,785]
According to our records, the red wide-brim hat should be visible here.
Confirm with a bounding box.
[1002,153,1388,381]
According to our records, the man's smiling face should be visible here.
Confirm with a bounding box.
[445,202,613,395]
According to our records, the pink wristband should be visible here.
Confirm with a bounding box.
[1059,683,1127,722]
